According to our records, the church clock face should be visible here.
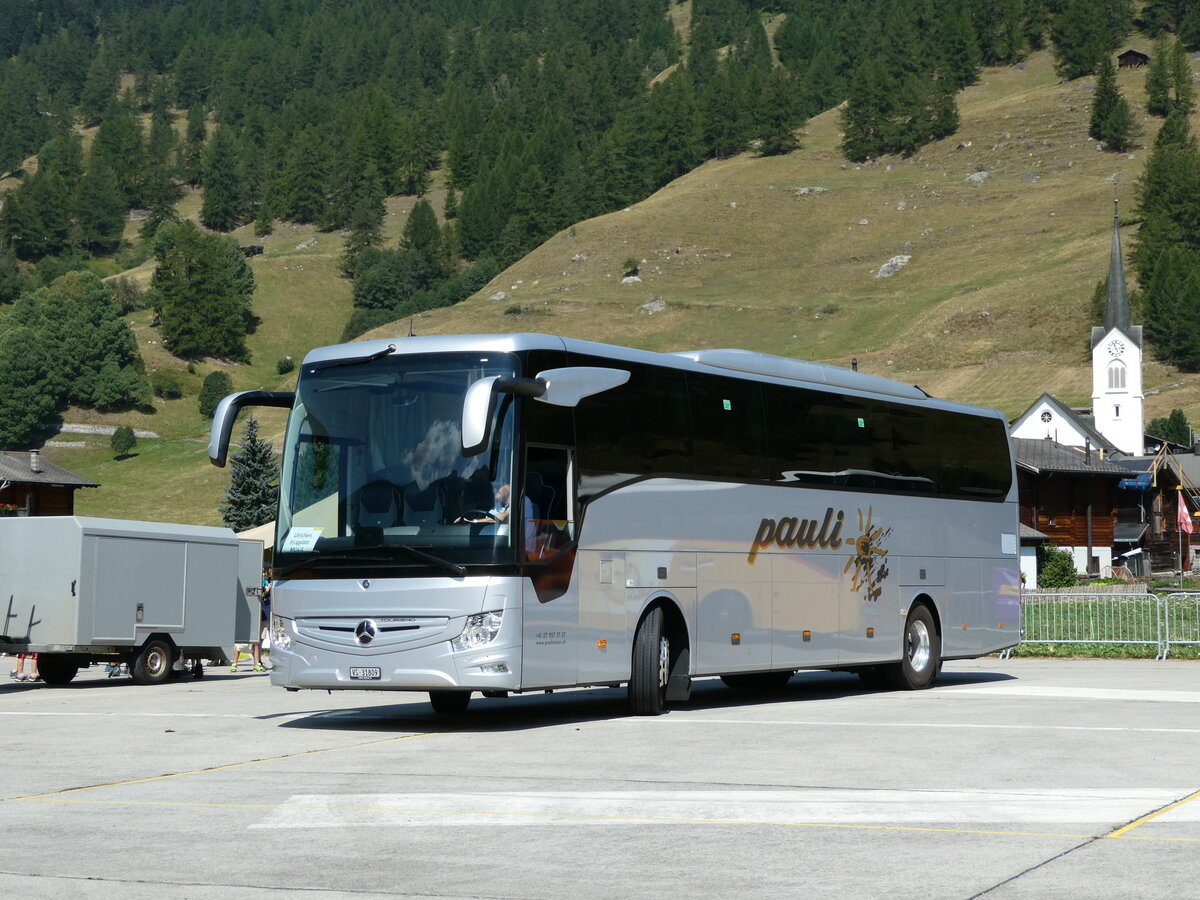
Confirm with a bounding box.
[1107,339,1125,357]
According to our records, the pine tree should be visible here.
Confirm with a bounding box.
[757,66,802,156]
[182,104,207,187]
[1090,56,1137,151]
[400,198,444,275]
[1134,110,1200,288]
[1170,38,1194,114]
[200,127,245,232]
[841,58,893,162]
[1144,246,1200,371]
[219,416,279,530]
[1146,35,1172,117]
[151,222,255,361]
[0,324,59,449]
[1147,409,1191,445]
[90,96,146,207]
[72,161,126,255]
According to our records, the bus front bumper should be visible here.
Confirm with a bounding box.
[269,638,522,692]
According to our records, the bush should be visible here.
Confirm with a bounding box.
[110,425,136,457]
[110,276,146,314]
[276,356,295,375]
[198,370,234,418]
[1038,546,1079,588]
[150,370,183,399]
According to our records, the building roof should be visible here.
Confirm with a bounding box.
[1020,523,1051,542]
[1010,393,1116,453]
[1013,437,1132,476]
[0,452,98,488]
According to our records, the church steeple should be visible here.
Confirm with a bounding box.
[1091,200,1145,455]
[1105,199,1131,335]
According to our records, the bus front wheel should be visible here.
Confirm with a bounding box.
[429,690,471,714]
[629,606,668,716]
[885,605,941,690]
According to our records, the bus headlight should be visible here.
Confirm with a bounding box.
[451,610,504,651]
[270,614,293,651]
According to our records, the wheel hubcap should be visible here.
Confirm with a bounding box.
[908,620,931,672]
[147,649,168,678]
[657,636,670,689]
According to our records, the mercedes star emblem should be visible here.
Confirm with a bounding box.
[355,619,378,645]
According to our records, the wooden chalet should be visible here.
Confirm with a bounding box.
[1013,437,1131,577]
[0,450,97,517]
[1117,49,1150,68]
[1113,444,1200,574]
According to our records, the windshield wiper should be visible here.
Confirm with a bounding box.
[393,545,467,578]
[308,343,396,373]
[274,548,465,579]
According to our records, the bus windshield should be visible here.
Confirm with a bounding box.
[275,351,519,574]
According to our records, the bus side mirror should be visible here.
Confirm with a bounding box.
[533,367,631,407]
[460,367,630,457]
[208,390,295,467]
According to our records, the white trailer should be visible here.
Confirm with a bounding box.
[0,517,263,684]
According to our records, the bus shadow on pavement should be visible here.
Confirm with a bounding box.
[274,668,1018,734]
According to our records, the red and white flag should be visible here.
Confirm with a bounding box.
[1179,492,1194,535]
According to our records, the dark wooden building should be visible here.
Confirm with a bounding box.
[1014,437,1131,576]
[1118,49,1150,68]
[0,450,97,517]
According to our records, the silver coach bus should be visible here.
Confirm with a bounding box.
[209,334,1020,715]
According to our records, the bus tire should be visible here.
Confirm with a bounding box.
[131,638,174,685]
[885,605,940,691]
[629,606,668,716]
[429,690,471,714]
[720,671,793,690]
[37,654,80,685]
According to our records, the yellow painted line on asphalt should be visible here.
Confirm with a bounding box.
[4,731,435,801]
[1107,789,1200,839]
[10,795,1200,843]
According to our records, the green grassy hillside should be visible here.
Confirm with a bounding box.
[43,44,1200,525]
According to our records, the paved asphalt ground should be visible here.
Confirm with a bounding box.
[1,657,1198,899]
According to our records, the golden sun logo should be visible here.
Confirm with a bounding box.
[844,506,890,602]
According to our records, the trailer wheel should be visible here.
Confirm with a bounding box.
[720,671,793,690]
[132,639,174,685]
[885,605,940,691]
[629,606,668,715]
[429,690,471,714]
[38,655,80,686]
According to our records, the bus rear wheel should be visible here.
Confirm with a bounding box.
[629,606,668,716]
[429,690,471,714]
[885,605,940,690]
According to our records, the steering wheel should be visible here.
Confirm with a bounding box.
[461,509,494,522]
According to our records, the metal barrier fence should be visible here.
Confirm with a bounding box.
[1007,592,1200,659]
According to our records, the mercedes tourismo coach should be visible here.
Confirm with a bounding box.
[209,334,1020,715]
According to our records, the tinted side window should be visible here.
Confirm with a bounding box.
[572,357,691,497]
[942,413,1012,499]
[763,383,833,483]
[689,372,767,480]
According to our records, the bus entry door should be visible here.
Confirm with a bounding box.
[577,552,627,684]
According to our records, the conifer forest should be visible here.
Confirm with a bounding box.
[3,0,1200,453]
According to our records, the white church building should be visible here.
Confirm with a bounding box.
[1010,203,1145,457]
[1009,204,1151,582]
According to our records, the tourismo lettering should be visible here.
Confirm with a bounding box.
[747,508,845,564]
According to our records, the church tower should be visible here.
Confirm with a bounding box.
[1090,201,1144,455]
